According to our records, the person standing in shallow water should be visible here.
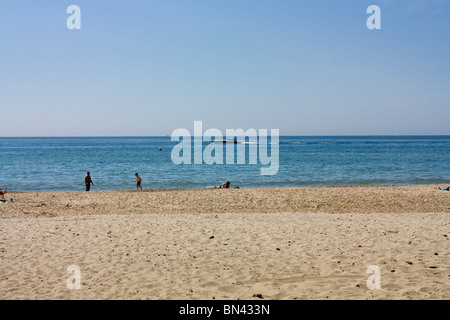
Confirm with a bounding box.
[85,172,94,191]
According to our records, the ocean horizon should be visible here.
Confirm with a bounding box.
[1,135,449,192]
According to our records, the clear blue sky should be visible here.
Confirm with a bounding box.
[0,0,449,136]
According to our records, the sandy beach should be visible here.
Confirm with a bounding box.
[0,185,449,300]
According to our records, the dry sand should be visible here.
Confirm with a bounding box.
[0,185,449,300]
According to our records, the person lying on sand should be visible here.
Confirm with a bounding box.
[439,186,450,191]
[206,181,231,189]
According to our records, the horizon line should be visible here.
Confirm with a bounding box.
[1,134,450,138]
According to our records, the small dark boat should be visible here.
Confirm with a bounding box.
[212,137,240,144]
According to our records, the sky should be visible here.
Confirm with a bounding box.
[0,0,449,136]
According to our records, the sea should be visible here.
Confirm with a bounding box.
[0,136,449,192]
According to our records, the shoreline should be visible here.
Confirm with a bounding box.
[1,184,450,219]
[4,182,449,194]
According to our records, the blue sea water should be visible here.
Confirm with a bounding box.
[0,136,449,192]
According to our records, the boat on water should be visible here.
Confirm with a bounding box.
[211,137,241,144]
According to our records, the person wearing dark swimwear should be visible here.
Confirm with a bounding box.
[439,186,450,191]
[85,172,94,191]
[135,173,143,190]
